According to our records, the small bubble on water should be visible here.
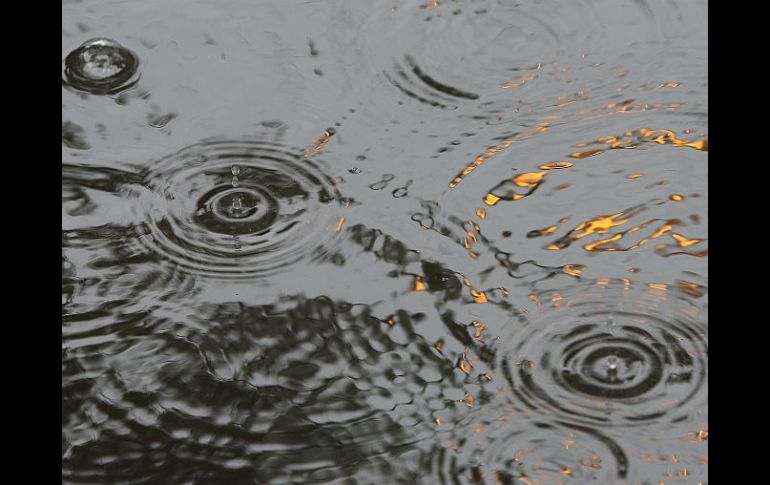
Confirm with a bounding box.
[392,187,408,197]
[392,180,412,198]
[370,174,395,190]
[63,38,139,95]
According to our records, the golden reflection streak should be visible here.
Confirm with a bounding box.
[577,128,707,152]
[448,123,549,188]
[462,391,474,408]
[513,171,547,187]
[483,193,500,206]
[471,320,487,340]
[471,289,488,303]
[413,276,427,291]
[569,148,604,159]
[582,220,676,252]
[502,73,537,88]
[545,210,632,250]
[529,224,560,237]
[672,233,702,247]
[482,127,705,208]
[459,349,473,375]
[303,128,335,158]
[562,264,585,277]
[538,161,573,170]
[662,250,708,257]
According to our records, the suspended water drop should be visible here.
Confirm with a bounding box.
[231,165,240,187]
[606,355,619,382]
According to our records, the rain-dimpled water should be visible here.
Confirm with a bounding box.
[62,1,707,483]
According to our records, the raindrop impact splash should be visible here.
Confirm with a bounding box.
[134,138,344,279]
[63,38,140,95]
[489,281,707,428]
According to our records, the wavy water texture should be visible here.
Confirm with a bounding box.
[63,0,707,482]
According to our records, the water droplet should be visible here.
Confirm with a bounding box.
[348,167,361,174]
[392,187,408,197]
[392,180,413,198]
[606,356,619,382]
[63,38,140,95]
[369,174,395,190]
[147,112,177,129]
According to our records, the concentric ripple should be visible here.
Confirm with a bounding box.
[63,38,140,95]
[135,139,343,279]
[492,280,707,428]
[431,414,625,484]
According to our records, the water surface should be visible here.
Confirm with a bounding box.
[63,1,707,483]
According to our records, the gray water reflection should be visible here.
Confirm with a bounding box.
[64,0,707,482]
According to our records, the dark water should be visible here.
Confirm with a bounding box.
[63,1,707,483]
